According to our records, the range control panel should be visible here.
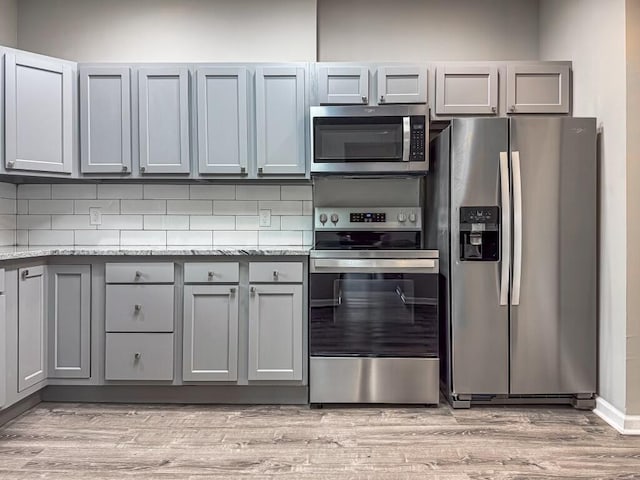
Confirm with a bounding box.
[315,207,422,230]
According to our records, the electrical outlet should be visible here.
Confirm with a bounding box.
[259,209,271,227]
[89,207,102,225]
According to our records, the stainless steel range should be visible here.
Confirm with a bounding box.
[309,205,439,405]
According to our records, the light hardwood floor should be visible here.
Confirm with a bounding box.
[1,402,640,479]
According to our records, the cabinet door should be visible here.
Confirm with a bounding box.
[197,67,249,176]
[0,293,5,408]
[377,66,427,104]
[183,285,239,381]
[48,266,91,379]
[318,66,369,105]
[506,64,570,114]
[138,67,190,174]
[80,67,132,174]
[435,65,498,115]
[4,52,73,174]
[18,266,46,391]
[255,67,306,176]
[248,283,302,381]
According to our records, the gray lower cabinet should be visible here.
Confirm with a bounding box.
[48,266,91,379]
[196,67,250,176]
[248,283,303,381]
[255,66,306,176]
[507,63,571,114]
[183,285,239,381]
[376,65,428,104]
[18,266,47,392]
[318,65,369,105]
[80,66,132,174]
[138,67,190,174]
[435,65,498,115]
[4,51,74,174]
[0,269,6,408]
[105,333,174,381]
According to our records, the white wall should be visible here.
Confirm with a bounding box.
[0,0,17,47]
[318,0,540,61]
[16,0,317,62]
[540,0,628,412]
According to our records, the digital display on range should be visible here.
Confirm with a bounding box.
[350,212,386,223]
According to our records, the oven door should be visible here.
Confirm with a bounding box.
[310,256,439,358]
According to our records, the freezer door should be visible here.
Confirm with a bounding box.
[509,117,597,395]
[450,118,509,395]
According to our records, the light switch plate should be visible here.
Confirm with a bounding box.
[89,207,102,225]
[259,209,271,227]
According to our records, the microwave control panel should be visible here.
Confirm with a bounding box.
[410,117,426,162]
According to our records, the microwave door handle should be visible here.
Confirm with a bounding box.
[402,117,410,162]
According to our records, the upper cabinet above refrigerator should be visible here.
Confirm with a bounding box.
[435,65,498,116]
[506,63,571,115]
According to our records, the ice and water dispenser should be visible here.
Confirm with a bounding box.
[459,207,500,261]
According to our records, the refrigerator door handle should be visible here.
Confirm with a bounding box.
[499,152,511,306]
[512,150,523,306]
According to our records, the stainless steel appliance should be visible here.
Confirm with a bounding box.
[430,117,597,409]
[309,205,439,404]
[310,105,428,174]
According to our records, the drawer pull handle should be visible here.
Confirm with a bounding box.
[250,286,256,295]
[208,271,214,279]
[134,352,141,360]
[230,287,236,294]
[273,270,279,280]
[21,269,29,280]
[135,271,142,280]
[134,304,142,313]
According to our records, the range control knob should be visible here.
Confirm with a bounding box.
[330,213,339,224]
[409,213,417,223]
[319,213,328,225]
[397,213,407,223]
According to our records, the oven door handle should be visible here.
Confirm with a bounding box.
[402,116,411,162]
[311,258,438,273]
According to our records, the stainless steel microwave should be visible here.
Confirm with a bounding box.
[310,105,429,175]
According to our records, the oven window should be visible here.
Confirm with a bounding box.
[310,273,438,357]
[314,117,403,163]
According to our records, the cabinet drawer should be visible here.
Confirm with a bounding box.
[184,262,239,284]
[106,284,174,332]
[0,268,4,293]
[105,263,174,284]
[105,333,174,381]
[249,262,303,283]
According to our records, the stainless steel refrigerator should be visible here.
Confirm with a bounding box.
[430,117,597,409]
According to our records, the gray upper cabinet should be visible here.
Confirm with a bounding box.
[80,67,132,174]
[138,67,190,174]
[435,65,498,115]
[183,285,239,381]
[18,266,47,392]
[248,283,303,381]
[377,66,427,104]
[48,265,91,379]
[318,66,369,105]
[196,67,250,176]
[506,63,571,114]
[4,51,74,174]
[255,66,306,176]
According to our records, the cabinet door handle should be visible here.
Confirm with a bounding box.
[230,287,236,294]
[135,271,142,280]
[140,166,146,173]
[362,96,368,104]
[134,352,141,360]
[122,165,128,172]
[272,270,279,280]
[134,304,142,313]
[7,161,14,168]
[21,269,29,280]
[250,286,256,295]
[379,95,385,103]
[207,271,214,280]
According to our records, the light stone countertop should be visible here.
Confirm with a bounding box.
[0,245,312,261]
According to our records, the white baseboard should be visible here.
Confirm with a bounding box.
[594,396,640,435]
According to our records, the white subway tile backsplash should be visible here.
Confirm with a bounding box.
[144,215,189,230]
[0,214,17,230]
[0,230,16,245]
[0,198,16,214]
[189,184,235,200]
[29,230,74,246]
[51,215,95,230]
[167,231,212,246]
[0,182,17,199]
[98,184,143,199]
[75,199,120,214]
[236,215,281,231]
[189,216,235,230]
[18,184,51,199]
[236,185,280,200]
[144,185,189,199]
[121,230,166,246]
[303,201,313,215]
[281,215,313,231]
[17,200,28,214]
[167,200,212,215]
[258,201,302,215]
[258,231,303,246]
[281,185,312,200]
[16,230,28,245]
[303,230,313,246]
[52,184,97,199]
[99,215,143,230]
[17,215,51,230]
[213,200,258,215]
[213,231,258,246]
[121,200,166,214]
[29,200,74,215]
[75,230,120,245]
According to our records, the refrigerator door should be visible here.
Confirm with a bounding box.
[450,118,509,395]
[509,117,597,395]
